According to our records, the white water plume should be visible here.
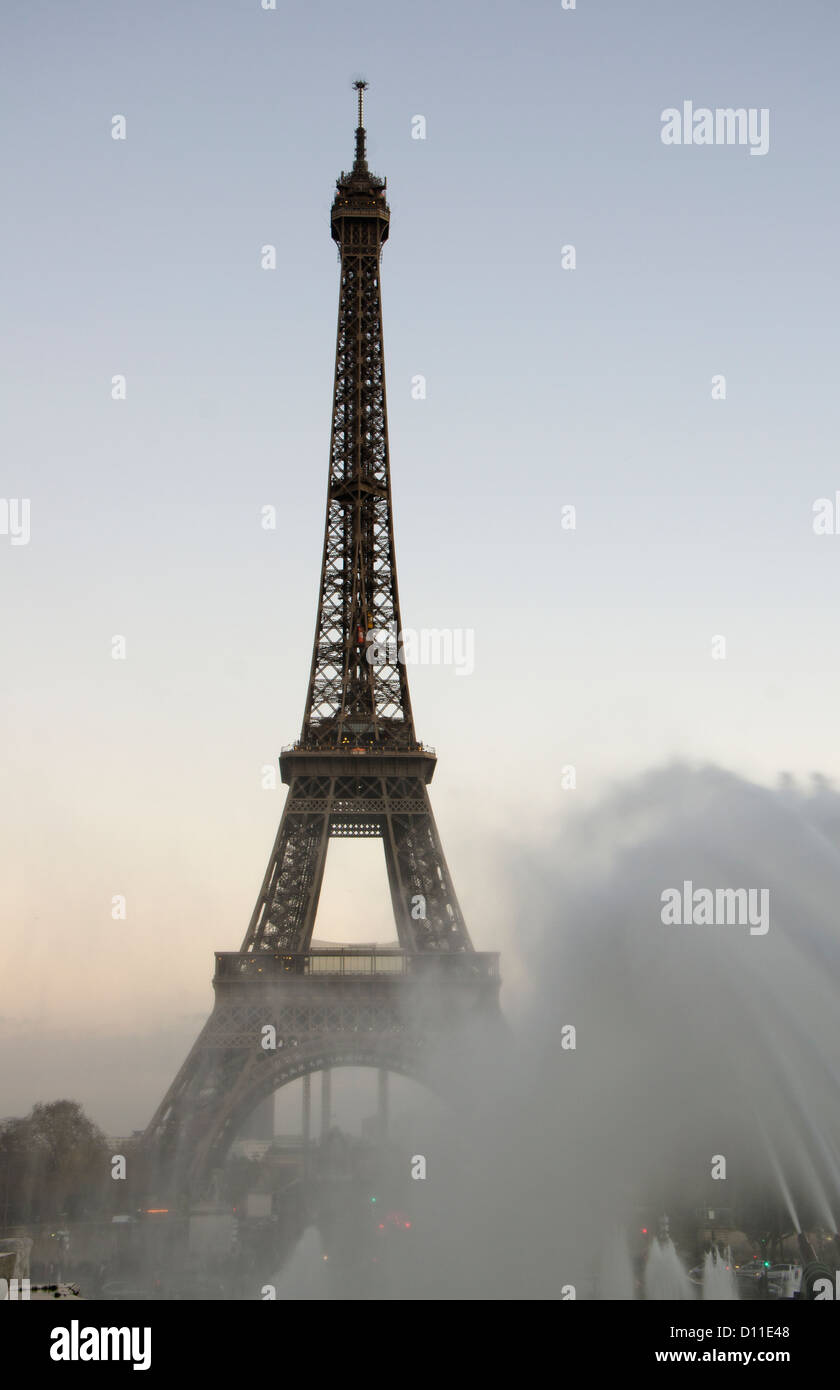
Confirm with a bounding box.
[702,1247,737,1301]
[392,763,840,1299]
[645,1238,695,1300]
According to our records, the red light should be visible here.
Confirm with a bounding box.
[378,1223,384,1230]
[405,1221,411,1229]
[641,1228,648,1235]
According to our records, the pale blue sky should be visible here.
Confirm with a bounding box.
[2,0,839,1128]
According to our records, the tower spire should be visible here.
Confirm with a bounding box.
[353,78,369,171]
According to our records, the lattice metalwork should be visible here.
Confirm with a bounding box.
[301,85,414,752]
[144,961,499,1194]
[239,88,474,956]
[143,87,499,1200]
[241,766,472,953]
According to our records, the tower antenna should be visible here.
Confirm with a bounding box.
[353,78,369,169]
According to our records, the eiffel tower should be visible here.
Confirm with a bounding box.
[144,83,500,1199]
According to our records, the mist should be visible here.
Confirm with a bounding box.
[356,761,840,1299]
[7,760,840,1301]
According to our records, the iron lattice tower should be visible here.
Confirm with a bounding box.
[144,84,500,1197]
[248,81,469,957]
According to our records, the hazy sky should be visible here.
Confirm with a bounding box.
[2,0,839,1130]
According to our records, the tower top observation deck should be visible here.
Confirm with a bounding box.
[331,79,390,242]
